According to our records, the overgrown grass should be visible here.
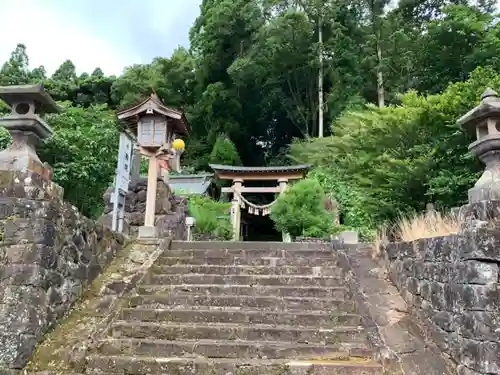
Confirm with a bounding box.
[371,210,461,258]
[395,210,460,242]
[372,224,390,259]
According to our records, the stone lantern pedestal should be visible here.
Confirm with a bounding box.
[458,88,500,203]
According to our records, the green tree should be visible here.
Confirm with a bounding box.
[39,104,120,218]
[0,43,30,85]
[291,66,497,227]
[52,59,77,82]
[189,0,266,164]
[271,178,334,237]
[209,136,242,166]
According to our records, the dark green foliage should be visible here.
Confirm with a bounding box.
[291,66,496,234]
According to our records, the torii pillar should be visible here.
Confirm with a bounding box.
[231,178,243,241]
[278,178,292,242]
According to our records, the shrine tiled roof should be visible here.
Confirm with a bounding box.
[209,164,311,173]
[168,174,214,195]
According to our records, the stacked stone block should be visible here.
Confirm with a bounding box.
[0,170,124,369]
[100,177,187,239]
[385,214,500,375]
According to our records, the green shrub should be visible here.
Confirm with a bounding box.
[188,195,232,240]
[209,136,242,166]
[270,178,336,238]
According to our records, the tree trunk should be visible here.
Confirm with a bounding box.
[376,38,385,107]
[318,14,324,137]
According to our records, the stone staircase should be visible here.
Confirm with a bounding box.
[85,241,385,374]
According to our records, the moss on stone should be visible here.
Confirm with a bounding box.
[26,239,137,372]
[0,171,14,187]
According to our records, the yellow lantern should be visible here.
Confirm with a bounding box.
[172,138,185,150]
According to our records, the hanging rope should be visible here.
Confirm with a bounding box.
[233,190,278,216]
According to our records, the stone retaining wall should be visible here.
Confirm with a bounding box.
[384,228,500,374]
[0,170,125,370]
[100,177,187,240]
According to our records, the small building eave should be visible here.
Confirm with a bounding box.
[116,93,190,135]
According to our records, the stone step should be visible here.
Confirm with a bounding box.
[147,274,345,287]
[110,321,366,344]
[162,248,336,260]
[127,294,355,312]
[137,284,348,299]
[170,240,331,251]
[120,308,364,327]
[157,255,339,267]
[150,264,341,277]
[86,355,384,375]
[96,337,374,359]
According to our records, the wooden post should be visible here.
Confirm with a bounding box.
[144,154,158,227]
[231,178,243,241]
[278,178,291,242]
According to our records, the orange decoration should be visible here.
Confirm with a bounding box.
[157,159,170,170]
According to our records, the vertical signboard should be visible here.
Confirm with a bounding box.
[112,132,134,232]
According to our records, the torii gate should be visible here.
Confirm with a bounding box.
[209,164,311,241]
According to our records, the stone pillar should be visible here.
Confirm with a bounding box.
[231,178,243,241]
[278,178,292,243]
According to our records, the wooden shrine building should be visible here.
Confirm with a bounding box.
[209,164,311,241]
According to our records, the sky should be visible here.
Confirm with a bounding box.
[0,0,202,76]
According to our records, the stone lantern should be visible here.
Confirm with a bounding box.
[457,88,500,203]
[0,83,60,180]
[116,92,189,238]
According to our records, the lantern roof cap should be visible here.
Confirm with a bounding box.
[458,88,500,133]
[116,91,189,136]
[481,88,498,101]
[0,83,61,114]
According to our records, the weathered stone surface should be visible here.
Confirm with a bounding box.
[337,246,455,375]
[26,239,170,374]
[452,200,500,223]
[0,170,125,370]
[99,177,187,239]
[384,224,500,375]
[0,170,63,201]
[26,240,385,375]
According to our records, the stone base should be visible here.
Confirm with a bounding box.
[0,169,63,200]
[451,200,500,222]
[338,230,359,245]
[99,178,188,239]
[468,185,500,203]
[138,225,159,238]
[282,232,291,243]
[0,130,54,182]
[0,155,53,181]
